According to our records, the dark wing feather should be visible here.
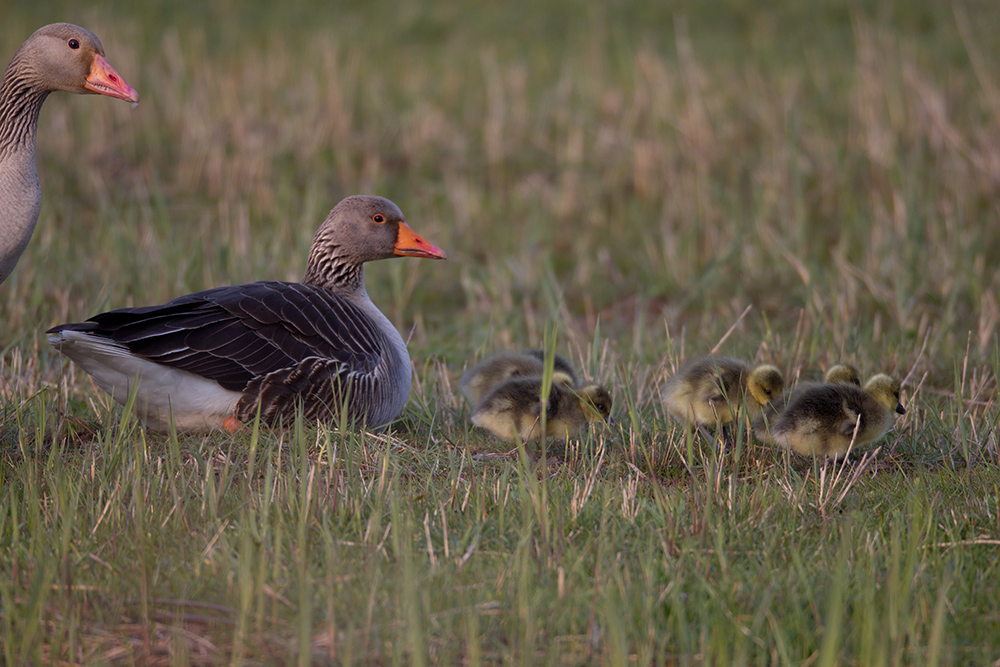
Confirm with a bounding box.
[238,356,351,422]
[837,391,871,436]
[48,281,382,393]
[775,384,862,433]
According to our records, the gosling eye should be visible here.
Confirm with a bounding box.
[68,38,80,49]
[372,214,385,224]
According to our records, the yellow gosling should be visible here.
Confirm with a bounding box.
[754,362,864,444]
[471,379,612,442]
[460,351,578,406]
[823,363,862,387]
[663,356,784,428]
[770,374,906,459]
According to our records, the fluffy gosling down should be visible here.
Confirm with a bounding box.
[663,356,785,428]
[460,350,578,406]
[770,373,906,459]
[823,363,862,387]
[471,378,613,442]
[753,363,862,444]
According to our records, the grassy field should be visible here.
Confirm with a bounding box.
[2,0,1000,664]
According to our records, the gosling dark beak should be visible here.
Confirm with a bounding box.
[895,404,906,415]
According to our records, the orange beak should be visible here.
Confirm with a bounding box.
[394,222,447,260]
[84,53,139,104]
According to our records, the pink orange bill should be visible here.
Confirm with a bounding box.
[394,222,447,260]
[84,53,139,103]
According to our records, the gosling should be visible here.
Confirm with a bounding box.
[753,363,862,444]
[770,373,906,459]
[824,363,862,387]
[663,356,785,428]
[460,350,578,405]
[471,378,613,442]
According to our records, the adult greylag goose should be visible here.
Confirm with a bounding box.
[662,356,784,428]
[769,373,906,458]
[753,363,862,444]
[459,350,578,406]
[48,195,446,432]
[471,377,613,442]
[1,23,139,284]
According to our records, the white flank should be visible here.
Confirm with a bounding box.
[49,330,244,431]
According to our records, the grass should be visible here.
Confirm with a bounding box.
[2,0,1000,664]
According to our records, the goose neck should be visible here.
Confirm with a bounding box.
[302,245,365,293]
[0,61,48,158]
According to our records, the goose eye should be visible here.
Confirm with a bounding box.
[372,214,385,224]
[68,39,80,49]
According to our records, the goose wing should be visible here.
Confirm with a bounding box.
[47,281,384,393]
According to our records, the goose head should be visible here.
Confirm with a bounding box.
[746,364,784,407]
[824,363,862,386]
[12,23,138,102]
[577,383,614,424]
[864,374,906,415]
[303,195,446,288]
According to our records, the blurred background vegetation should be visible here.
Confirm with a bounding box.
[2,0,999,379]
